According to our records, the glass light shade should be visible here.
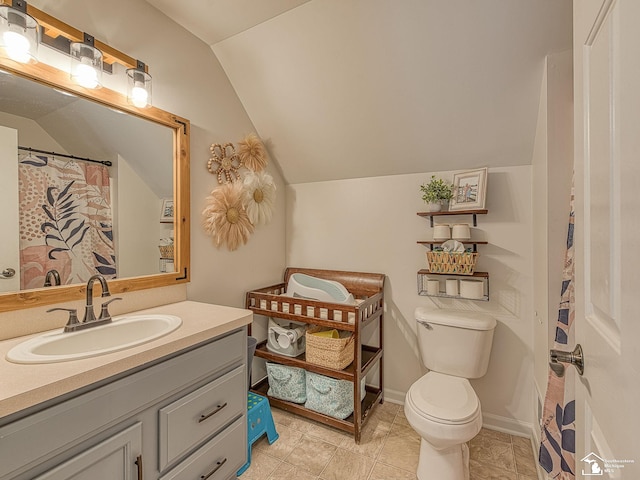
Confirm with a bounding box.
[70,41,102,89]
[0,5,39,64]
[126,68,152,108]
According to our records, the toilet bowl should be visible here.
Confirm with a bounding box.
[405,307,496,480]
[404,372,483,480]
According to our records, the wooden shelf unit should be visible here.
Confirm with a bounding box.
[417,210,490,299]
[246,267,385,444]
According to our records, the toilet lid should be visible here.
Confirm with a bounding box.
[407,372,480,424]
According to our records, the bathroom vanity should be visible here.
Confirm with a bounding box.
[0,301,251,480]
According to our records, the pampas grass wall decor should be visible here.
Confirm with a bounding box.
[237,133,267,172]
[202,133,274,250]
[202,182,254,251]
[242,171,276,226]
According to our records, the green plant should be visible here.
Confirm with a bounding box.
[420,175,453,203]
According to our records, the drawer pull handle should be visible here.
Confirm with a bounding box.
[200,457,227,480]
[198,402,228,423]
[135,454,143,480]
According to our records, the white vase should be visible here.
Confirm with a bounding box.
[428,202,442,212]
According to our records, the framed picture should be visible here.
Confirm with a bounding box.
[160,199,174,223]
[449,168,488,211]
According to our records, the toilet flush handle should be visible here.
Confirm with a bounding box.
[417,320,433,330]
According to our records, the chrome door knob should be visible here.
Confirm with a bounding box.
[549,344,584,377]
[1,268,16,278]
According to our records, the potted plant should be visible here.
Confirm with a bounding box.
[420,175,453,212]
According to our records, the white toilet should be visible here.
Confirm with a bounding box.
[404,307,497,480]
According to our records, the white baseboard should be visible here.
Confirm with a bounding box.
[382,387,406,405]
[482,412,533,437]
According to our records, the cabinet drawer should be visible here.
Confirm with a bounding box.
[159,417,245,480]
[159,365,245,470]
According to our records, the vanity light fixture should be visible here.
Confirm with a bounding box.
[0,0,39,64]
[126,60,152,108]
[70,33,102,89]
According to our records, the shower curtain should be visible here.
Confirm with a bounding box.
[18,154,116,289]
[539,184,576,479]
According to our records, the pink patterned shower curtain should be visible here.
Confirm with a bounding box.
[539,183,576,479]
[18,154,116,289]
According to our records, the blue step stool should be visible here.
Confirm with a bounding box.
[237,392,279,476]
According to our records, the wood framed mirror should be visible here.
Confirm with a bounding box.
[0,35,190,313]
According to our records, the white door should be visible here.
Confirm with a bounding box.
[0,125,20,292]
[574,0,640,477]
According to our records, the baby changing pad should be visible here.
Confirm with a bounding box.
[285,273,356,305]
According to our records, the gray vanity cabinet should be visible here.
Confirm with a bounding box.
[0,328,248,480]
[33,423,143,480]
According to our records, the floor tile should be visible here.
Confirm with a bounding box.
[271,408,315,433]
[305,421,352,447]
[474,428,513,444]
[469,431,516,473]
[240,451,282,480]
[339,422,389,458]
[392,408,410,427]
[469,458,518,480]
[368,461,417,480]
[377,424,420,473]
[254,424,304,460]
[283,435,337,475]
[267,461,319,480]
[512,440,538,477]
[319,449,374,480]
[239,404,538,480]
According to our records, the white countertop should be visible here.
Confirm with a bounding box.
[0,301,252,419]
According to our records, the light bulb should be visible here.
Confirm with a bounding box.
[131,84,149,108]
[3,28,30,63]
[73,62,99,89]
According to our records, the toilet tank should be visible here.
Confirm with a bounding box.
[415,307,497,378]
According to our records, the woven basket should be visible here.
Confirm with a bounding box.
[158,245,174,259]
[305,326,354,370]
[426,251,478,275]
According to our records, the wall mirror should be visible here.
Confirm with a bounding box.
[0,51,190,313]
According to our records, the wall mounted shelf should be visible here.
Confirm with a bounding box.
[417,210,490,300]
[417,270,490,301]
[416,240,488,252]
[417,209,488,227]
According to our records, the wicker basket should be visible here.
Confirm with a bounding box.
[426,251,479,275]
[158,245,174,259]
[305,326,354,370]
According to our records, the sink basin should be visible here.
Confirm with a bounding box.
[6,314,182,364]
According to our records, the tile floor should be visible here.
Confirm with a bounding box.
[238,402,540,480]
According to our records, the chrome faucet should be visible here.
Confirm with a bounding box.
[43,269,61,287]
[48,275,122,332]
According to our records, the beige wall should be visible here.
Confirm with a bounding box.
[286,166,535,433]
[0,0,286,334]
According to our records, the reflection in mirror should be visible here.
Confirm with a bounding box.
[0,50,189,314]
[0,72,174,293]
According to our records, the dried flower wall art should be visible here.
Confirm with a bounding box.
[237,133,268,172]
[242,171,276,226]
[208,143,243,184]
[202,182,254,251]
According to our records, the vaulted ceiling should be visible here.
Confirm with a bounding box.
[148,0,572,184]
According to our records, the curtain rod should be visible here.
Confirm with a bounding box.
[18,146,113,167]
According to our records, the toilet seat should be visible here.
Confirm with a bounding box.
[407,372,480,425]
